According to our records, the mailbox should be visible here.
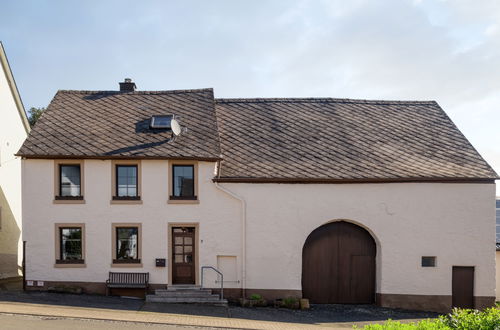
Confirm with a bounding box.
[155,258,166,267]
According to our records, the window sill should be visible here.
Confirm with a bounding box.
[110,199,143,205]
[53,199,86,204]
[168,196,199,204]
[111,262,143,268]
[168,199,200,205]
[54,262,86,268]
[55,196,84,200]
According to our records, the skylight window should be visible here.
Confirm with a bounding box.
[150,115,172,129]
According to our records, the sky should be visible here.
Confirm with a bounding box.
[1,0,499,193]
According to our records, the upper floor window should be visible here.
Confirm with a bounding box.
[54,160,84,203]
[112,162,142,201]
[60,165,81,197]
[171,165,196,200]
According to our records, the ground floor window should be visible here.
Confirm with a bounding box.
[112,224,142,265]
[55,224,85,265]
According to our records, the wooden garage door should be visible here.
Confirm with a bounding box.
[302,221,376,304]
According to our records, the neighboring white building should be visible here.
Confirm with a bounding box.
[0,42,30,279]
[18,79,497,312]
[496,198,500,301]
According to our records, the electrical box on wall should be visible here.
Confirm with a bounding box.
[156,258,166,267]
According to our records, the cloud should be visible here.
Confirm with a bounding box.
[1,0,499,190]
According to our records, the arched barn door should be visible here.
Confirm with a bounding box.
[302,221,376,304]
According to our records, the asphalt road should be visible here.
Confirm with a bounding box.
[0,313,222,330]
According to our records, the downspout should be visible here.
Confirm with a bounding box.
[214,165,247,298]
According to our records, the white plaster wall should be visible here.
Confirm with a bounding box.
[23,158,496,298]
[0,59,27,278]
[22,159,242,286]
[223,182,496,298]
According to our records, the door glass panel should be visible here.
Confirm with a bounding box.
[175,237,183,244]
[184,246,192,253]
[174,254,183,263]
[173,228,182,233]
[184,237,192,245]
[175,246,183,254]
[185,255,193,263]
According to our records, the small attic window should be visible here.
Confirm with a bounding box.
[150,115,172,129]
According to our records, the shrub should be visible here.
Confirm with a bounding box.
[360,319,447,329]
[282,297,299,309]
[359,307,500,329]
[250,294,262,301]
[439,307,500,329]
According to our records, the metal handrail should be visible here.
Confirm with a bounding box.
[201,266,224,300]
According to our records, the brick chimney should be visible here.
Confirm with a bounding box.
[119,78,136,92]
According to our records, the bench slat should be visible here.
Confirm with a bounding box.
[106,272,149,290]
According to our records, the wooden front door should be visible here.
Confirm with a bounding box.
[302,221,376,304]
[452,266,474,309]
[172,227,195,284]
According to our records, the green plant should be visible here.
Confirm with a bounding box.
[250,293,262,301]
[358,307,500,329]
[282,297,299,309]
[439,307,500,329]
[360,319,447,329]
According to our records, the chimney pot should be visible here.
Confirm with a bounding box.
[119,78,136,92]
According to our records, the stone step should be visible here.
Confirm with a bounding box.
[166,285,202,290]
[146,295,228,305]
[155,288,212,292]
[153,292,220,298]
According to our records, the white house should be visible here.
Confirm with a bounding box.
[18,79,497,312]
[0,42,30,279]
[496,198,500,301]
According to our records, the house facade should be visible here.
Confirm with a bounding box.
[496,198,500,301]
[0,42,30,279]
[18,80,498,312]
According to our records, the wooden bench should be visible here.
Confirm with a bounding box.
[106,272,149,297]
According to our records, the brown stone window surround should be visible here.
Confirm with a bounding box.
[111,223,142,267]
[168,160,199,204]
[53,160,85,204]
[54,223,86,268]
[111,160,142,204]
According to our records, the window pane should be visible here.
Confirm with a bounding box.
[60,228,82,260]
[60,165,81,196]
[116,227,138,259]
[173,165,194,197]
[116,165,137,197]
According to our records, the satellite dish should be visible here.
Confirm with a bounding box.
[171,118,182,136]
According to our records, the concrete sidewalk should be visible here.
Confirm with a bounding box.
[0,301,360,330]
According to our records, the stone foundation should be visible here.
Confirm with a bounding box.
[377,293,496,313]
[24,281,496,313]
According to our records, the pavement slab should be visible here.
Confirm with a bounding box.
[0,292,440,329]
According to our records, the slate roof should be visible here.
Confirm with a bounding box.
[18,88,498,182]
[214,98,498,181]
[17,88,221,160]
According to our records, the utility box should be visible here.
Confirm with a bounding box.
[155,258,166,267]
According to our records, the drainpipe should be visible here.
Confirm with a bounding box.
[214,181,247,299]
